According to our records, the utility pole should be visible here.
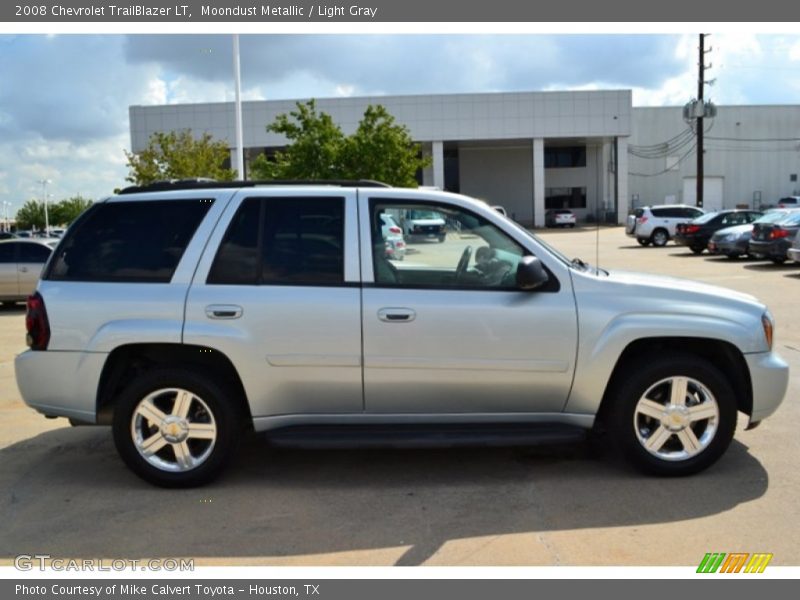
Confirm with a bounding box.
[696,33,712,208]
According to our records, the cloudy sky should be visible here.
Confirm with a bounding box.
[1,33,800,214]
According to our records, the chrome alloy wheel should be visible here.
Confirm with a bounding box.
[633,376,719,462]
[131,388,217,472]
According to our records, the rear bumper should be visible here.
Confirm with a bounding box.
[746,351,789,423]
[749,240,790,259]
[14,350,107,423]
[788,248,800,263]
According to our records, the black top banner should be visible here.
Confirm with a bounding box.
[2,0,796,22]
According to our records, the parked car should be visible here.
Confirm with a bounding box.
[777,196,800,209]
[379,213,406,261]
[626,205,705,247]
[0,232,18,240]
[401,209,446,243]
[749,210,800,263]
[675,210,763,255]
[787,231,800,264]
[545,209,577,228]
[15,180,787,487]
[708,209,797,259]
[0,238,58,305]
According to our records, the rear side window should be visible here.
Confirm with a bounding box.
[18,243,52,263]
[651,208,667,217]
[0,243,15,263]
[46,200,212,283]
[208,197,345,286]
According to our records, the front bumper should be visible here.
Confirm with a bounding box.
[708,238,748,256]
[746,351,789,423]
[788,247,800,263]
[14,350,107,423]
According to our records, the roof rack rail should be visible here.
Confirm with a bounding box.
[117,178,392,195]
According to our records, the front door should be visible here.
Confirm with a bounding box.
[360,195,578,415]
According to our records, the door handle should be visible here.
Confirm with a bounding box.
[205,304,243,319]
[378,308,416,323]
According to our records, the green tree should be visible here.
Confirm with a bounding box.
[340,105,427,187]
[124,130,236,185]
[249,99,345,180]
[15,200,45,230]
[249,100,430,186]
[50,195,93,226]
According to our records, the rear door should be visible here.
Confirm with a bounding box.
[0,243,18,298]
[184,189,363,419]
[17,242,52,297]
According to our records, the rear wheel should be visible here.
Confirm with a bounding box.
[651,229,669,247]
[691,245,705,255]
[770,256,786,264]
[606,354,737,476]
[725,253,741,260]
[637,238,650,247]
[112,368,242,487]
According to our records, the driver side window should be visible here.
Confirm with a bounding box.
[370,200,526,289]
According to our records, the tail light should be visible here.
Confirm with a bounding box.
[769,228,791,240]
[388,226,402,234]
[637,216,648,224]
[26,292,51,351]
[685,225,701,234]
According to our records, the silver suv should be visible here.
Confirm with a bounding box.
[15,181,788,487]
[627,204,705,247]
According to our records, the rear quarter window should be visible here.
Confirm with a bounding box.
[45,199,213,283]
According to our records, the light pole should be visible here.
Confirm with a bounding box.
[37,179,51,235]
[1,201,10,232]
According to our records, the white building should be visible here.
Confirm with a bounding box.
[129,90,800,226]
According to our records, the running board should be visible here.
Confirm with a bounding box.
[264,423,587,450]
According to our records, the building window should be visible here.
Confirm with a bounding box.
[544,146,586,169]
[545,187,587,210]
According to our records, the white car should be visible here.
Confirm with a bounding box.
[546,209,577,228]
[626,204,705,247]
[379,214,406,261]
[0,238,58,305]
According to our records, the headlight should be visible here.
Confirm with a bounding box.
[762,311,775,351]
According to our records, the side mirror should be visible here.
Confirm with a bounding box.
[516,256,549,290]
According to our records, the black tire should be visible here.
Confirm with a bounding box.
[112,368,243,487]
[438,234,446,243]
[568,223,576,228]
[770,256,786,264]
[651,229,669,247]
[690,245,705,255]
[637,238,650,247]
[606,354,737,476]
[725,253,740,260]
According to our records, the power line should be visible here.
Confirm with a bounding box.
[629,142,697,177]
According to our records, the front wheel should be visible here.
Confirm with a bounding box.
[112,369,242,487]
[770,256,786,264]
[690,245,705,255]
[606,355,737,476]
[637,238,650,247]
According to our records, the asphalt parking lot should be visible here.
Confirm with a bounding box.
[0,225,797,566]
